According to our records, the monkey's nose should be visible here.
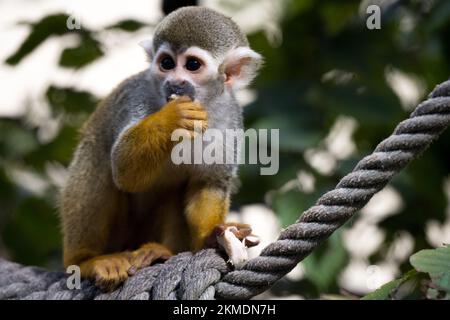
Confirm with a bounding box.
[164,81,196,102]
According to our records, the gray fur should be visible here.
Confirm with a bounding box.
[153,6,248,57]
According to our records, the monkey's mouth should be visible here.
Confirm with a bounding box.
[164,82,196,102]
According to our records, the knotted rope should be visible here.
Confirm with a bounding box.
[1,79,449,300]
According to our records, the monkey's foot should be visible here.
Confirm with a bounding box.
[128,242,172,276]
[206,223,260,267]
[79,252,133,291]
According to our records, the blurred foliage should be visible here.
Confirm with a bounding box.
[0,0,449,299]
[363,245,450,299]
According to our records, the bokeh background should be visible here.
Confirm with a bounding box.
[0,0,449,299]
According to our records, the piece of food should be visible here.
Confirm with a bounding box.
[169,93,180,101]
[216,226,260,268]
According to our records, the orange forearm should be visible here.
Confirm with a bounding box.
[185,184,230,251]
[111,110,176,192]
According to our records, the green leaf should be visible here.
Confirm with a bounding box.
[410,245,450,294]
[435,272,450,293]
[5,14,74,65]
[105,19,147,32]
[361,270,418,300]
[46,85,99,114]
[410,245,450,278]
[24,125,79,168]
[59,35,103,68]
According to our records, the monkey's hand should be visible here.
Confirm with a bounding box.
[79,252,133,291]
[205,223,260,268]
[111,96,208,192]
[159,96,208,139]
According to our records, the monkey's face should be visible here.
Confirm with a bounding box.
[147,42,263,107]
[148,44,221,105]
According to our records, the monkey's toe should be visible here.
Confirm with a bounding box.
[80,252,132,291]
[128,243,172,275]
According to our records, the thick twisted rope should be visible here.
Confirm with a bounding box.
[0,250,229,300]
[215,79,450,299]
[1,79,449,300]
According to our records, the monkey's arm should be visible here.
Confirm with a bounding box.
[185,178,260,255]
[184,180,232,251]
[111,97,207,193]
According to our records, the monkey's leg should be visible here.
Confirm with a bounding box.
[111,97,207,193]
[61,141,132,291]
[127,192,186,274]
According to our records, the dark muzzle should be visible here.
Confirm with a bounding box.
[164,81,196,101]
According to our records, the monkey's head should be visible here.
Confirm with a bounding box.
[141,6,262,106]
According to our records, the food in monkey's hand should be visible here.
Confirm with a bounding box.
[215,225,260,268]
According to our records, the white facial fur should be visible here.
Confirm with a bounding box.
[148,44,219,87]
[140,40,262,101]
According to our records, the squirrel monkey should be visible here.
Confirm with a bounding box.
[60,6,262,290]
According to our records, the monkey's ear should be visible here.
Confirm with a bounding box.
[223,47,263,90]
[139,39,153,61]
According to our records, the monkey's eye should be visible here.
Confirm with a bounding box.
[185,58,202,71]
[160,56,176,71]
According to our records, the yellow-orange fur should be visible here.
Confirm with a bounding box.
[185,185,230,250]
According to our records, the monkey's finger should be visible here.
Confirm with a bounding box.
[140,252,158,268]
[107,263,128,290]
[180,110,208,121]
[129,255,154,276]
[177,101,205,111]
[244,235,260,248]
[176,95,193,103]
[225,222,252,229]
[224,223,252,239]
[95,268,113,291]
[152,249,172,262]
[138,249,170,267]
[92,264,109,282]
[178,119,208,132]
[129,253,148,272]
[233,227,252,239]
[115,264,129,283]
[129,250,159,274]
[127,265,138,276]
[118,259,132,280]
